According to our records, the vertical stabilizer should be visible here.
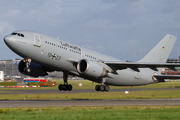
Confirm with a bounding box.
[138,34,177,63]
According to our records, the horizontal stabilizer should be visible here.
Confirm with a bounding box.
[167,67,177,71]
[153,75,180,80]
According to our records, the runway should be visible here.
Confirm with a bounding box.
[0,99,180,107]
[1,88,180,107]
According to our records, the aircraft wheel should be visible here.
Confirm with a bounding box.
[26,68,30,73]
[62,85,67,91]
[95,85,100,91]
[58,84,73,91]
[104,85,110,92]
[67,84,72,91]
[58,84,63,91]
[24,68,30,73]
[99,85,105,91]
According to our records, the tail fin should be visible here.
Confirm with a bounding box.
[138,34,177,63]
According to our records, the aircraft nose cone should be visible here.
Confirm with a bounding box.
[4,35,16,50]
[4,36,10,45]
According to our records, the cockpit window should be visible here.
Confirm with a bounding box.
[21,34,24,37]
[11,32,17,35]
[11,32,24,37]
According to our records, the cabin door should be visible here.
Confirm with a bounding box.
[33,34,41,47]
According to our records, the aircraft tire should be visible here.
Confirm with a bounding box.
[63,85,67,91]
[24,68,30,73]
[99,85,105,91]
[104,85,110,92]
[95,85,100,91]
[67,84,72,91]
[58,84,63,91]
[58,84,72,91]
[26,68,30,73]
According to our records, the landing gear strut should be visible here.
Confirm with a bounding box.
[95,78,110,92]
[23,58,31,73]
[58,73,72,91]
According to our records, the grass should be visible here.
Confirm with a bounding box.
[1,80,180,90]
[1,89,180,100]
[1,81,180,100]
[0,106,180,120]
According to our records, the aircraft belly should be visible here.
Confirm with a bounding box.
[105,68,155,86]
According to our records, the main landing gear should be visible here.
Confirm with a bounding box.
[95,78,110,92]
[58,73,72,91]
[95,85,110,92]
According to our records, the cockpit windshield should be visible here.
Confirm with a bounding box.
[11,32,24,37]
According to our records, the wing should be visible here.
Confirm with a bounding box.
[105,61,180,72]
[66,58,180,72]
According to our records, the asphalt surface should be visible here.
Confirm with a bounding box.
[0,99,180,107]
[1,88,180,107]
[0,88,180,94]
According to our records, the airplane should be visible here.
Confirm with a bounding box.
[4,31,180,92]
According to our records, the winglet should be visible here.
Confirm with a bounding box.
[138,34,177,63]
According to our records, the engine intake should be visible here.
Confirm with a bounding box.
[77,59,107,78]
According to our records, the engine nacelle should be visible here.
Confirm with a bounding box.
[77,59,107,78]
[18,60,48,77]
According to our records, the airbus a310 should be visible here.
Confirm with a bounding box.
[4,31,180,92]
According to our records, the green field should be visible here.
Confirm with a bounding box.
[1,80,180,90]
[1,89,180,100]
[1,81,180,119]
[0,106,180,120]
[0,81,180,100]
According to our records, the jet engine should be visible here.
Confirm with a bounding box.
[77,59,107,78]
[18,60,48,77]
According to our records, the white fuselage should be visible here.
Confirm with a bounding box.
[4,31,159,86]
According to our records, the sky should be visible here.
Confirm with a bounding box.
[1,0,180,61]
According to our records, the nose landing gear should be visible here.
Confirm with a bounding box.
[23,58,31,73]
[58,73,73,91]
